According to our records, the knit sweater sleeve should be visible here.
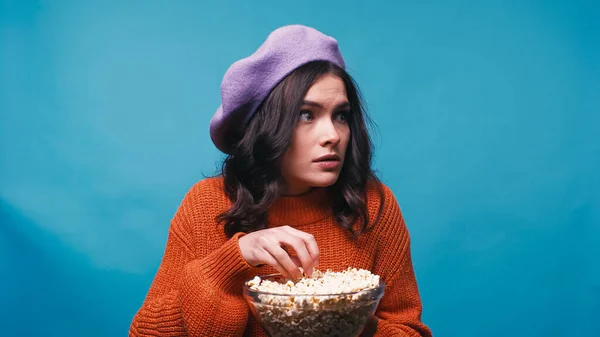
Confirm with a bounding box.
[370,185,432,337]
[129,181,254,337]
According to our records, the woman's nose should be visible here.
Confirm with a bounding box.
[319,120,341,147]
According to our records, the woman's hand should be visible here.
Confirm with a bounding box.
[238,225,319,279]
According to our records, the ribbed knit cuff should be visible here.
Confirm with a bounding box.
[133,290,187,335]
[374,320,395,336]
[375,320,421,337]
[196,232,254,292]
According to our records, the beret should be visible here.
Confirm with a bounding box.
[209,24,346,154]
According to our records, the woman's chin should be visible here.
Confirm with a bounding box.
[306,173,340,188]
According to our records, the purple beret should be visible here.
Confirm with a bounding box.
[209,24,346,154]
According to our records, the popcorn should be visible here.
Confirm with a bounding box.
[244,267,383,337]
[248,267,380,295]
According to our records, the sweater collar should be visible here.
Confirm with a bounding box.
[267,187,332,226]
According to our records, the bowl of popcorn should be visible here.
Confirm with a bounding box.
[243,267,385,337]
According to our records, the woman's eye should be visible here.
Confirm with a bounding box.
[299,110,314,121]
[335,111,349,122]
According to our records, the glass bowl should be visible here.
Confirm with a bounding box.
[243,273,385,337]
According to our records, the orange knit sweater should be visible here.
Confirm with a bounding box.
[129,177,431,336]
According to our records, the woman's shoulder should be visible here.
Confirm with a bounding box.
[188,175,225,193]
[179,175,229,210]
[364,179,407,234]
[365,179,400,212]
[171,175,229,235]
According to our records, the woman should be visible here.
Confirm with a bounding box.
[129,25,432,337]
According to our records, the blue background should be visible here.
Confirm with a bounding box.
[1,0,599,336]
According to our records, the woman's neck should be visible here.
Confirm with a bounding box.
[281,187,314,197]
[267,187,331,226]
[282,182,313,196]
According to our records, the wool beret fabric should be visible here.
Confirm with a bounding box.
[209,24,346,154]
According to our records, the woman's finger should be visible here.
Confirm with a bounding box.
[278,232,314,277]
[262,238,303,279]
[257,248,293,279]
[280,226,320,269]
[290,255,302,269]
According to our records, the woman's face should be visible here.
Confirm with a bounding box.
[280,74,351,195]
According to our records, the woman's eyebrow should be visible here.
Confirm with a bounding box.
[302,100,350,109]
